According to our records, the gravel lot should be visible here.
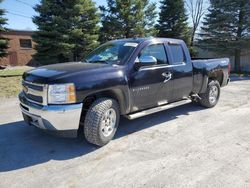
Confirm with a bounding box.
[0,77,250,188]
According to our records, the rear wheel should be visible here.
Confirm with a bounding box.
[83,98,120,146]
[199,80,220,108]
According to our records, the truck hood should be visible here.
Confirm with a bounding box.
[23,62,121,84]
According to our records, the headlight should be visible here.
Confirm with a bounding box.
[48,83,76,104]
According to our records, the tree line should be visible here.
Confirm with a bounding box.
[0,0,250,72]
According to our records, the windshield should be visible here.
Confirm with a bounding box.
[84,41,139,65]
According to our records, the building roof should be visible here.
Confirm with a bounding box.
[2,29,35,36]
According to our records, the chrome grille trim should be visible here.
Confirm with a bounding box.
[24,95,43,106]
[22,80,44,86]
[22,80,48,105]
[23,87,44,96]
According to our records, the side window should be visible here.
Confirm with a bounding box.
[169,44,185,65]
[139,44,168,65]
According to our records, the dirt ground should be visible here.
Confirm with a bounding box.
[0,77,250,188]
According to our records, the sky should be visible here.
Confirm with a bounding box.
[0,0,198,31]
[0,0,161,30]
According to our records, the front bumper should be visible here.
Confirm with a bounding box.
[19,92,83,134]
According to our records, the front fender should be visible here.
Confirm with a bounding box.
[76,77,130,115]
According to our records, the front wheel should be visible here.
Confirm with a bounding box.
[199,80,220,108]
[84,98,120,146]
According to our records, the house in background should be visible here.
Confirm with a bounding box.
[0,30,36,66]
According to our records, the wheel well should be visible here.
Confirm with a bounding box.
[209,71,223,86]
[79,90,122,125]
[83,91,120,109]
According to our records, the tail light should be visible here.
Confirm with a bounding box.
[228,63,231,76]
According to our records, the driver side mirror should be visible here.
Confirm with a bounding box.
[134,56,157,70]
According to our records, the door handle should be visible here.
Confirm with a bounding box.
[162,72,172,83]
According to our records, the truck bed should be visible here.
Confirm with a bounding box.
[191,58,230,94]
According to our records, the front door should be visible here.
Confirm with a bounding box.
[9,51,18,66]
[129,43,173,112]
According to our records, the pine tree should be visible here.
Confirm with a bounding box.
[156,0,190,43]
[0,0,8,58]
[99,0,157,43]
[33,0,100,65]
[200,0,250,73]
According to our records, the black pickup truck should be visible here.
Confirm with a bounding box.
[19,38,230,146]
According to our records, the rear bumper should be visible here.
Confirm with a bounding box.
[19,92,83,134]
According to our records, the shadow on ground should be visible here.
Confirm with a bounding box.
[0,103,204,172]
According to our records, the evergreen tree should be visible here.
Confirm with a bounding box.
[200,0,250,73]
[99,0,157,43]
[33,0,100,65]
[0,0,8,58]
[156,0,190,43]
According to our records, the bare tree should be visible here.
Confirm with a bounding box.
[186,0,207,46]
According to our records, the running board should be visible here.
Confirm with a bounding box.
[125,99,192,120]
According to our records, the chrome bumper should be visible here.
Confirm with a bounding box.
[19,92,83,132]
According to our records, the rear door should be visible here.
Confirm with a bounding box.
[167,42,193,101]
[129,42,173,112]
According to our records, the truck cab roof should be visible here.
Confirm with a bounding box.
[111,37,184,44]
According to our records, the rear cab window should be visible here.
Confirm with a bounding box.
[168,44,186,65]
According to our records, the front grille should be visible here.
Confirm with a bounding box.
[24,93,43,103]
[22,80,47,105]
[20,103,29,111]
[23,81,43,91]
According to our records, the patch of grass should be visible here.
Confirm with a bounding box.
[0,69,25,77]
[0,76,22,98]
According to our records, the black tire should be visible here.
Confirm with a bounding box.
[84,98,120,146]
[199,80,220,108]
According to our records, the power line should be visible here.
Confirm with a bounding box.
[14,0,34,8]
[7,11,32,19]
